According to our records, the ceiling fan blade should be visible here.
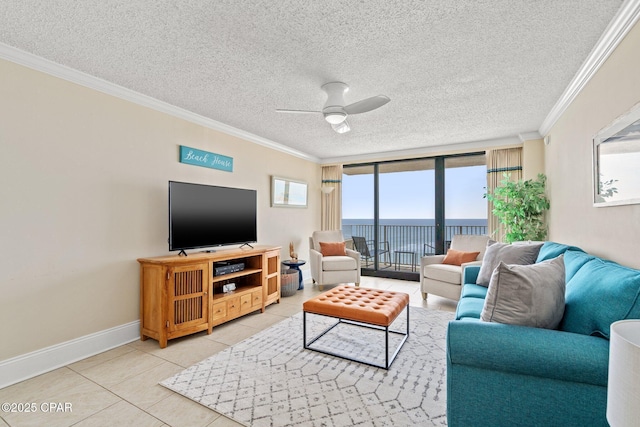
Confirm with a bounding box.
[343,95,390,115]
[275,109,321,114]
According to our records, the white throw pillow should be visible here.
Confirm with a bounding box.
[481,255,565,329]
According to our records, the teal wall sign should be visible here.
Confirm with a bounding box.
[179,145,233,172]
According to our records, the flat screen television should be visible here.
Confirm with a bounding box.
[169,181,257,253]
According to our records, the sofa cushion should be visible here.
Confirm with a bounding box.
[423,263,462,284]
[319,241,346,256]
[536,241,584,263]
[461,283,489,299]
[561,257,640,338]
[443,249,481,266]
[463,265,481,285]
[481,256,565,329]
[322,256,356,271]
[563,249,596,282]
[476,241,543,286]
[455,297,485,320]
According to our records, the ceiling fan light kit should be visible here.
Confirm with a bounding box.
[331,120,351,134]
[324,110,347,124]
[276,81,390,134]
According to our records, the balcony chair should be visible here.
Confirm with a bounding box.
[309,230,361,290]
[351,236,392,268]
[420,234,490,301]
[423,240,452,256]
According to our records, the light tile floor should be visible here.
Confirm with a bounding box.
[0,277,457,427]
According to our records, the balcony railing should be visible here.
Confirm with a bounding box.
[343,223,488,271]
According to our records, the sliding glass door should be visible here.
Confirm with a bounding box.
[444,155,489,247]
[378,159,435,274]
[342,165,376,268]
[342,153,487,280]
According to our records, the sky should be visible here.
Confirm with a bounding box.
[342,165,488,219]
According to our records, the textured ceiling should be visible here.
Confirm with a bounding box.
[0,1,624,161]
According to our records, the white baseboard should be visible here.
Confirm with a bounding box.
[0,321,140,389]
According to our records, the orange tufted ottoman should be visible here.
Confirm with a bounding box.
[303,285,409,369]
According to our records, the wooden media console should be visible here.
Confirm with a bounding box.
[138,245,281,348]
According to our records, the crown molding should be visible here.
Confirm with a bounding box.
[0,42,320,163]
[319,136,521,165]
[518,131,542,142]
[539,0,640,136]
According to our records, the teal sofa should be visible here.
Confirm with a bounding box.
[446,242,640,427]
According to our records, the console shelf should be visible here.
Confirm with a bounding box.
[138,245,281,348]
[212,267,262,283]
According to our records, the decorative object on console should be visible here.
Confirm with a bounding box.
[222,283,236,293]
[607,319,640,427]
[289,242,298,261]
[484,173,550,243]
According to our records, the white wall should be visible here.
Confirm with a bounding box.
[523,139,545,181]
[0,58,320,362]
[545,19,640,268]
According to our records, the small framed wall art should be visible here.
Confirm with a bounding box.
[271,176,308,208]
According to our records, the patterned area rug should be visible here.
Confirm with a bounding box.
[161,307,454,426]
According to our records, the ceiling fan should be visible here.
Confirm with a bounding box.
[276,82,390,134]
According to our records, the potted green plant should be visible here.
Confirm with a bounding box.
[485,173,550,243]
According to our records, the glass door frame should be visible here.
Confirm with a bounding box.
[343,151,485,281]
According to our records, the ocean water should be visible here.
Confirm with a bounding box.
[342,218,487,226]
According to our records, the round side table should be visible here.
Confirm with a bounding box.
[282,259,306,290]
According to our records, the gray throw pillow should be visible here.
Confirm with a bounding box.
[481,255,565,329]
[476,241,543,286]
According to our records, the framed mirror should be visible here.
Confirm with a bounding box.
[271,176,308,208]
[593,103,640,207]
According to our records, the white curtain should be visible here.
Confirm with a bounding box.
[486,147,523,242]
[321,165,342,231]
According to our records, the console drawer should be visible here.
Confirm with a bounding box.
[212,302,226,322]
[252,289,263,307]
[227,296,241,317]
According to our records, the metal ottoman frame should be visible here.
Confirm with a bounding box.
[303,306,409,370]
